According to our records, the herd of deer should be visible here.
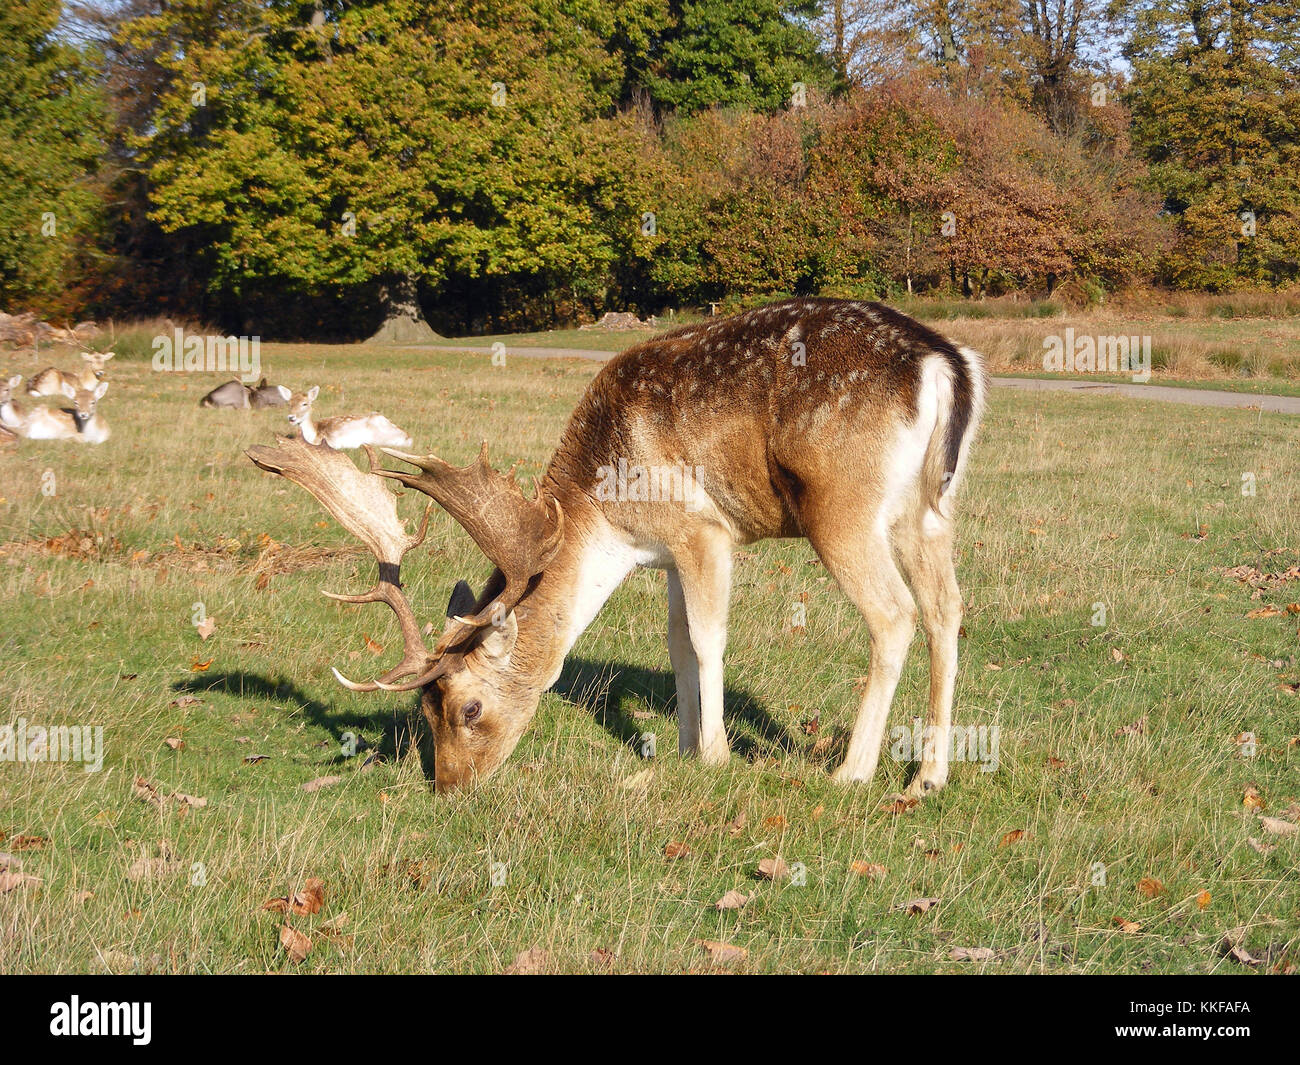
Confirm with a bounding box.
[0,350,115,445]
[4,300,987,798]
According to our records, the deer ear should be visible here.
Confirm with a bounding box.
[94,381,109,399]
[7,375,20,390]
[445,579,477,619]
[61,381,77,400]
[475,610,518,664]
[307,385,320,403]
[276,385,291,401]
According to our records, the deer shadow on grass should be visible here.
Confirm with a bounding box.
[169,671,435,781]
[554,656,797,760]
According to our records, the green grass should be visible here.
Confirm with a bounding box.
[0,342,1297,973]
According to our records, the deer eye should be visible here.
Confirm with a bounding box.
[462,700,482,725]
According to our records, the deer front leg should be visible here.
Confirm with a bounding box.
[670,528,733,766]
[666,568,702,755]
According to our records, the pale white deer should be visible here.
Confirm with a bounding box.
[250,299,984,795]
[27,349,115,397]
[286,385,412,449]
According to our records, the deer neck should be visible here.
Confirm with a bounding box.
[506,490,639,696]
[299,412,321,444]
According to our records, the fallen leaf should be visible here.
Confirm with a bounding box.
[0,871,42,892]
[11,835,46,851]
[132,776,165,808]
[1137,876,1164,898]
[263,878,325,916]
[762,814,787,831]
[1243,786,1265,810]
[1113,917,1142,934]
[1259,816,1298,836]
[714,890,751,911]
[1046,756,1067,769]
[755,857,789,881]
[949,946,995,962]
[850,861,888,879]
[163,737,185,751]
[196,617,216,640]
[1245,606,1283,619]
[503,946,548,974]
[695,939,747,966]
[301,775,342,793]
[190,657,213,672]
[279,923,311,964]
[589,947,616,968]
[999,829,1026,847]
[170,695,200,708]
[1247,837,1276,855]
[663,841,691,860]
[897,897,940,915]
[1196,890,1212,910]
[362,634,384,655]
[1114,716,1147,737]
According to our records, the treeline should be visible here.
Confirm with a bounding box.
[2,0,1298,338]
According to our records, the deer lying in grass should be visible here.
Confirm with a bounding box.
[249,299,984,795]
[0,374,111,443]
[27,349,114,397]
[286,385,412,449]
[201,377,292,409]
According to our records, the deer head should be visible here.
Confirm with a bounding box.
[286,386,319,428]
[64,380,108,429]
[80,349,115,379]
[246,436,565,792]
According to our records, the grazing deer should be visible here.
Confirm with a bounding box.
[249,299,984,795]
[286,385,412,449]
[27,349,114,397]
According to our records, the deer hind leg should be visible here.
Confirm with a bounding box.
[812,522,917,786]
[669,526,733,765]
[893,508,962,799]
[666,568,702,755]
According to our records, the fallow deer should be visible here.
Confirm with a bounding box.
[201,377,291,409]
[27,349,114,397]
[2,377,111,443]
[249,299,985,795]
[286,385,412,449]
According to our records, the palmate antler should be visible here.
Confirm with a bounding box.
[372,442,564,651]
[246,435,563,693]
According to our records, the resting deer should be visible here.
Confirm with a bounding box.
[286,385,412,449]
[1,376,110,443]
[249,299,985,795]
[201,377,292,409]
[27,349,114,397]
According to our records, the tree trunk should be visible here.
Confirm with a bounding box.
[366,273,441,344]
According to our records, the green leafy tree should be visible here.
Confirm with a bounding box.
[0,0,107,312]
[644,0,836,113]
[125,0,646,336]
[1121,0,1300,288]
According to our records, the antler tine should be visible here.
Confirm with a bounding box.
[246,435,439,693]
[369,441,566,638]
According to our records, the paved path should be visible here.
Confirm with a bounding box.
[417,343,1300,415]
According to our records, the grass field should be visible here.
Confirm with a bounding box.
[1,337,1298,974]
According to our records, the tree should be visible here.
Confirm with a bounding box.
[643,0,836,113]
[123,0,646,337]
[1121,0,1300,287]
[0,0,107,313]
